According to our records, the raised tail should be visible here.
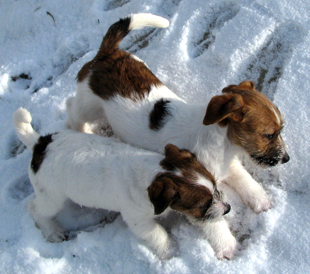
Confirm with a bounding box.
[97,13,169,56]
[13,108,40,150]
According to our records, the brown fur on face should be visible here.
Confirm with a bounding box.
[203,81,289,166]
[160,144,216,185]
[148,144,230,219]
[148,172,214,218]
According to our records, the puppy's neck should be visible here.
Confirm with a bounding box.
[178,104,237,178]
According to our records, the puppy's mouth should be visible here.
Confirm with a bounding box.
[201,202,231,221]
[251,154,281,167]
[251,150,289,167]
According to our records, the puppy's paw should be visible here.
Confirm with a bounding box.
[247,190,272,214]
[158,236,179,260]
[46,229,68,243]
[215,239,241,260]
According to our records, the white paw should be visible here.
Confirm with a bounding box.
[215,240,241,260]
[246,190,272,214]
[46,228,68,243]
[158,236,179,260]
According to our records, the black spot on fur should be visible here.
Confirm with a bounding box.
[149,99,171,130]
[31,134,55,173]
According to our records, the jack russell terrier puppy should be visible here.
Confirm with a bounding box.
[66,13,290,216]
[14,108,237,260]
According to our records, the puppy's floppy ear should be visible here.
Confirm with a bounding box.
[222,84,237,94]
[164,144,180,158]
[222,81,256,94]
[203,93,244,126]
[237,80,255,91]
[148,176,179,215]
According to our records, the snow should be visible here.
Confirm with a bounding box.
[0,0,309,273]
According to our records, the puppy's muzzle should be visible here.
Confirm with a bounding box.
[223,203,231,215]
[281,152,290,164]
[204,202,231,220]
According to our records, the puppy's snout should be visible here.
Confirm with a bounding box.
[223,204,231,215]
[281,152,290,164]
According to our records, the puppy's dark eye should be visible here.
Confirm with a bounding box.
[265,133,275,140]
[199,200,212,210]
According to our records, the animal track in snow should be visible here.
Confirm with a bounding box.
[8,36,90,94]
[6,132,26,159]
[158,0,182,18]
[240,22,304,100]
[8,175,33,202]
[124,28,163,53]
[103,0,130,11]
[189,2,240,58]
[122,0,181,53]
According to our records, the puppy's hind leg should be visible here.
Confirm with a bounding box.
[65,93,111,135]
[28,195,67,242]
[65,96,93,134]
[66,78,112,134]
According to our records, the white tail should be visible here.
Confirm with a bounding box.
[13,108,40,150]
[129,13,170,30]
[96,13,169,56]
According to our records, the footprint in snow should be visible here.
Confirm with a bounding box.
[189,1,240,58]
[102,0,130,11]
[239,21,304,101]
[123,28,164,54]
[158,0,182,18]
[7,175,33,203]
[121,0,181,53]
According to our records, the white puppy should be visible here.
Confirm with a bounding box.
[66,13,290,216]
[13,108,237,260]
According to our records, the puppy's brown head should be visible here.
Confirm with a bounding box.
[148,144,230,220]
[203,81,290,167]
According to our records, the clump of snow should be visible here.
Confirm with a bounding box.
[0,0,309,273]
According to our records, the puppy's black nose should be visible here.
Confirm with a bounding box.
[282,152,290,164]
[224,204,231,215]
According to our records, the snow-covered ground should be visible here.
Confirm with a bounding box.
[0,0,309,273]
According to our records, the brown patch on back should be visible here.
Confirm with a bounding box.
[77,50,162,101]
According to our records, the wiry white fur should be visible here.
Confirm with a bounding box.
[14,108,239,260]
[270,104,281,125]
[129,13,170,30]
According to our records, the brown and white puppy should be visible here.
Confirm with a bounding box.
[14,108,236,260]
[66,12,289,246]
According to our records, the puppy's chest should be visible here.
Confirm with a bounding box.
[197,149,231,180]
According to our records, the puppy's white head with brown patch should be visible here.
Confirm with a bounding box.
[147,144,237,260]
[149,144,230,221]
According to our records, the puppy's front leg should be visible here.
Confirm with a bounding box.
[224,158,271,213]
[190,217,240,260]
[123,215,177,259]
